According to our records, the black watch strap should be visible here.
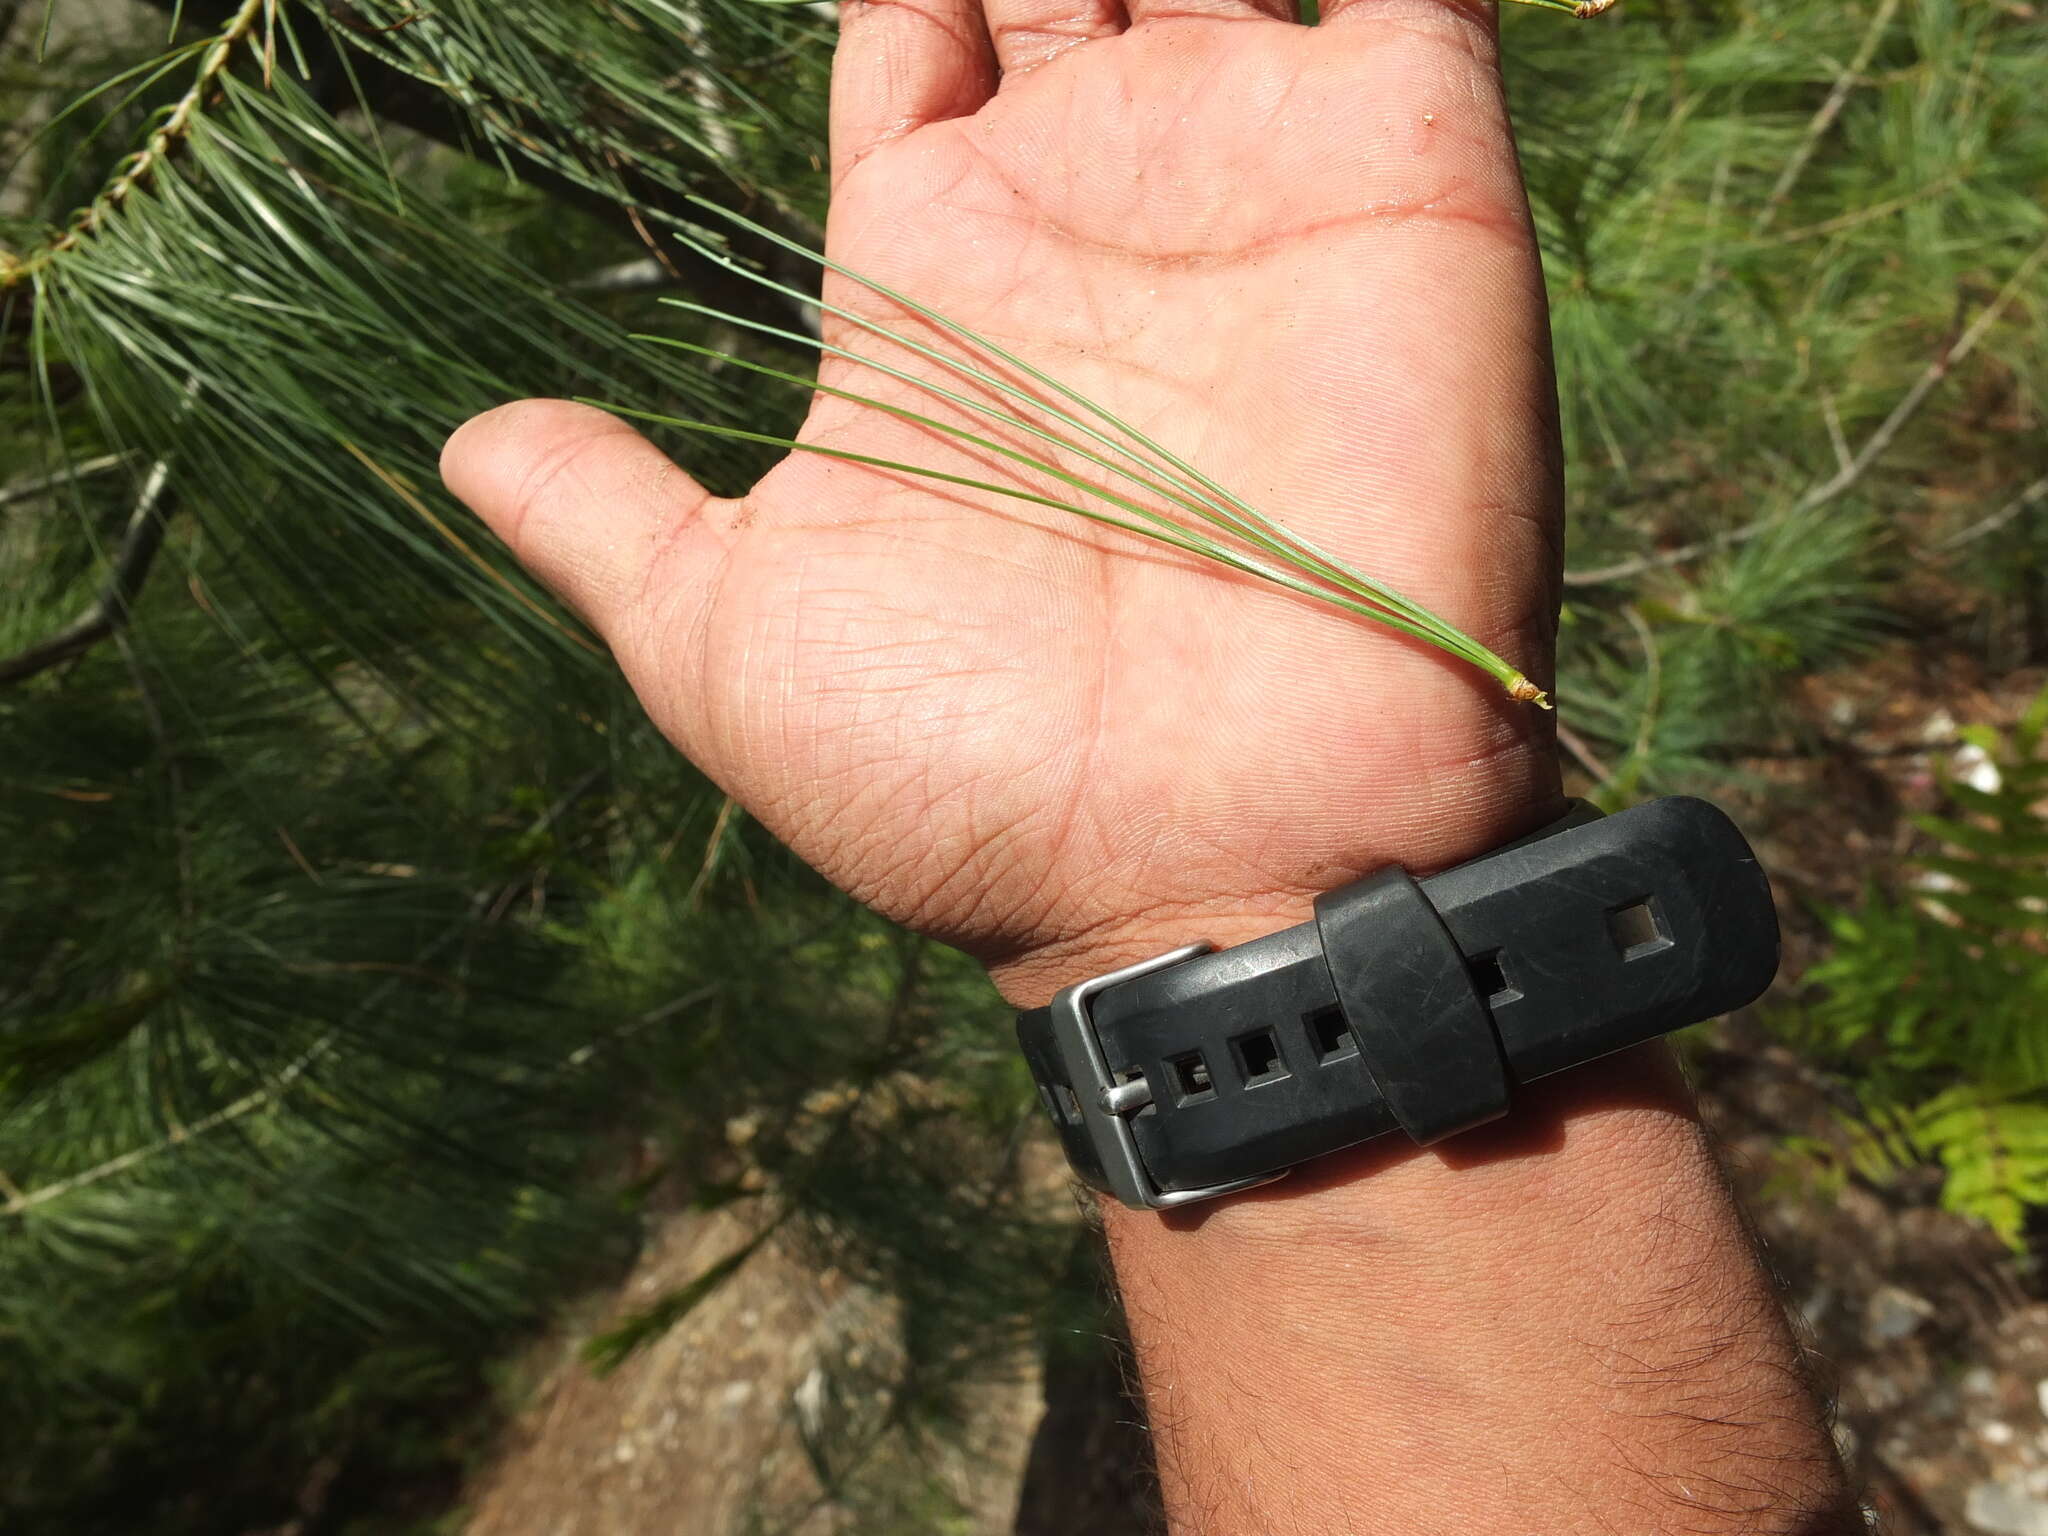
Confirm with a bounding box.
[1016,796,1779,1209]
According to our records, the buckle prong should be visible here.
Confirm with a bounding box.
[1048,943,1289,1211]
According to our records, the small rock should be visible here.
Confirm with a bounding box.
[1867,1285,1936,1345]
[793,1365,828,1441]
[1851,1363,1908,1412]
[1833,1420,1861,1464]
[1953,741,2004,795]
[1965,1367,2000,1397]
[1924,1383,1963,1422]
[2038,1379,2048,1419]
[1801,1286,1835,1330]
[1967,1479,2048,1536]
[1984,1420,2018,1447]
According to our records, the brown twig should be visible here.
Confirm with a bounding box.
[1774,174,1959,245]
[1932,473,2048,554]
[1554,720,1612,784]
[1753,0,1904,237]
[0,0,272,288]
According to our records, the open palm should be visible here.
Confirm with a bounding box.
[445,0,1565,998]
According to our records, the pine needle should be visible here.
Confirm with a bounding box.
[340,440,602,655]
[612,202,1551,708]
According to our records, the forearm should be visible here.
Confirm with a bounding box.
[999,951,1856,1535]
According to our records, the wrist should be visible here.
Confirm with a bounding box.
[998,786,1852,1530]
[987,771,1567,1011]
[1104,1045,1857,1534]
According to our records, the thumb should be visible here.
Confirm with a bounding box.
[441,399,741,764]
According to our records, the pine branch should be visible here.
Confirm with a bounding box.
[1565,234,2048,588]
[0,0,274,288]
[0,1031,335,1219]
[1,978,728,1220]
[129,0,820,337]
[1554,720,1613,783]
[0,459,175,687]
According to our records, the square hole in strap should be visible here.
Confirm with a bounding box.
[1306,1006,1356,1063]
[1470,950,1521,1005]
[1608,897,1674,962]
[1232,1028,1289,1087]
[1168,1051,1215,1105]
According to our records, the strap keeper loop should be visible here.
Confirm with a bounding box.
[1313,867,1510,1146]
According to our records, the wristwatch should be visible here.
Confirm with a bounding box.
[1016,796,1780,1210]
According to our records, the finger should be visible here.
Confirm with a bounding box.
[982,0,1124,78]
[1124,0,1294,26]
[1317,0,1498,54]
[440,399,727,662]
[832,0,998,184]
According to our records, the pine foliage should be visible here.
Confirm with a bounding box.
[1523,0,2047,788]
[1,0,2045,1527]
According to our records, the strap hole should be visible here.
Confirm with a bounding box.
[1168,1051,1215,1104]
[1231,1029,1290,1087]
[1608,898,1674,962]
[1052,1084,1082,1124]
[1470,950,1521,1005]
[1306,1006,1356,1062]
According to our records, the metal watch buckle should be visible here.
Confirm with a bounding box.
[1048,943,1289,1212]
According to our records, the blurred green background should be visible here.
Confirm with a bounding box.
[1,2,2043,1531]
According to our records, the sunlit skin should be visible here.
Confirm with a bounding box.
[446,1,1564,1004]
[445,3,1853,1530]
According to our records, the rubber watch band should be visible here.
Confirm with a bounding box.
[1016,796,1779,1210]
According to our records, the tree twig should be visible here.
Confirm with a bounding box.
[0,1032,335,1218]
[0,452,129,510]
[1554,720,1612,784]
[0,459,176,686]
[0,0,273,287]
[1774,174,1959,245]
[1753,0,1904,237]
[1,971,725,1222]
[1933,473,2048,553]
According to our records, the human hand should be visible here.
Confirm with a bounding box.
[443,0,1563,1004]
[444,12,1859,1531]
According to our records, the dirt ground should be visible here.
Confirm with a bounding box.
[461,1200,1048,1536]
[454,1100,2047,1536]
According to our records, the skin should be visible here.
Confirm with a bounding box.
[444,1,1860,1529]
